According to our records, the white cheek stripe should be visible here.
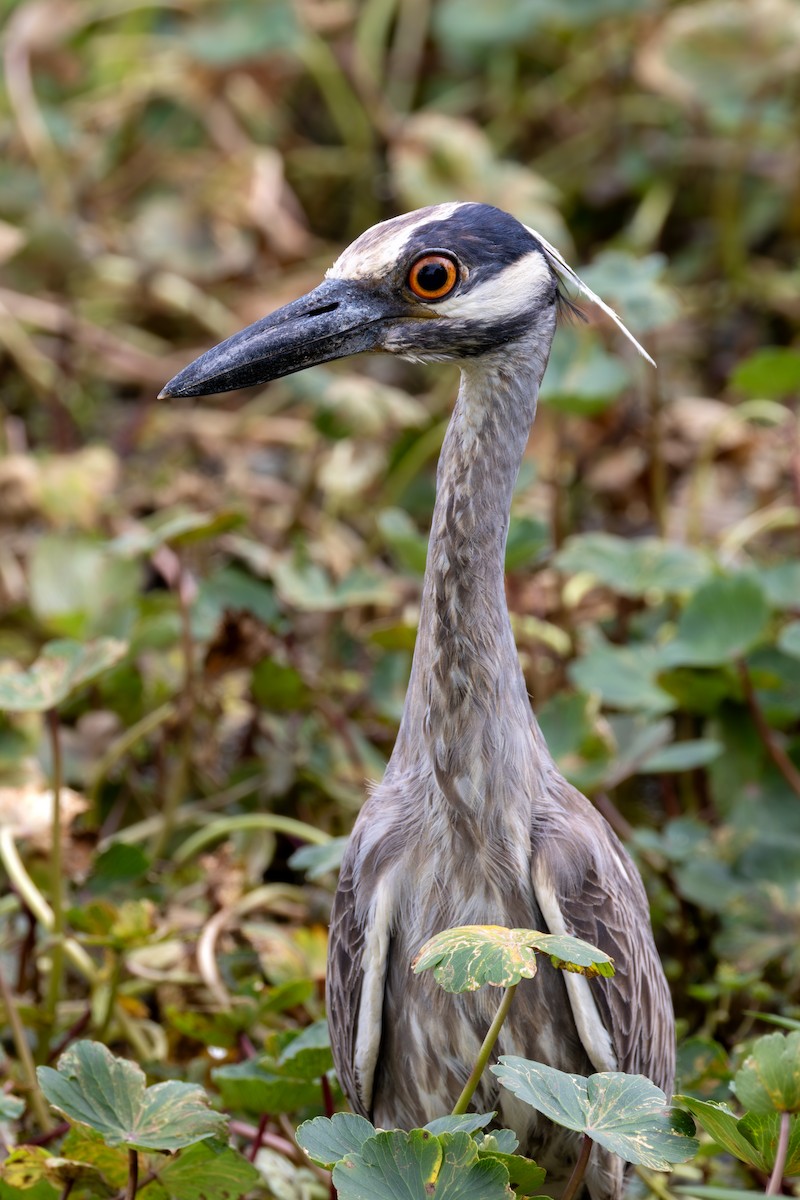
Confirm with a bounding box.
[435,251,554,322]
[532,862,618,1073]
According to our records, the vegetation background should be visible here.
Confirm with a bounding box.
[0,0,799,1195]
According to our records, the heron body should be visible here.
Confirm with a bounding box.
[162,202,675,1200]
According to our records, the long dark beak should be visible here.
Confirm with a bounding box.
[159,277,396,398]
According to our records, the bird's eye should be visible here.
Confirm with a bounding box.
[407,254,459,301]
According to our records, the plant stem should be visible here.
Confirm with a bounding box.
[451,984,517,1116]
[634,1165,679,1200]
[0,964,54,1131]
[126,1149,139,1200]
[739,661,800,800]
[45,708,65,1026]
[767,1110,791,1195]
[561,1132,593,1200]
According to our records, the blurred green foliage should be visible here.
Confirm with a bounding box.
[1,0,799,1194]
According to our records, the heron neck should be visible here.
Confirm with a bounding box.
[392,343,554,814]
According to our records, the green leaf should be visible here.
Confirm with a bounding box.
[29,536,139,639]
[760,563,800,610]
[0,639,127,712]
[288,837,348,880]
[673,1096,766,1170]
[474,1130,518,1154]
[555,534,710,598]
[412,925,613,992]
[674,1189,775,1200]
[569,638,675,714]
[377,508,428,575]
[424,1114,494,1136]
[478,1149,545,1195]
[211,1060,321,1115]
[505,515,550,570]
[578,250,679,334]
[663,575,770,667]
[731,347,800,399]
[778,621,800,660]
[539,328,632,415]
[157,1141,261,1200]
[492,1060,698,1169]
[638,739,723,773]
[0,1095,25,1121]
[733,1031,800,1113]
[738,1111,800,1175]
[278,1020,334,1079]
[109,510,243,558]
[61,1127,130,1188]
[37,1041,227,1151]
[296,1113,378,1169]
[332,1130,510,1200]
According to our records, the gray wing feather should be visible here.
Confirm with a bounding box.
[535,782,675,1095]
[326,844,368,1114]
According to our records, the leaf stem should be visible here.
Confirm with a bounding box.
[561,1132,593,1200]
[739,661,800,800]
[767,1110,791,1195]
[451,983,517,1116]
[634,1165,679,1200]
[0,963,54,1131]
[45,708,65,1025]
[126,1149,139,1200]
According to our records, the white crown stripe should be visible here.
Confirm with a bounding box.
[523,225,657,368]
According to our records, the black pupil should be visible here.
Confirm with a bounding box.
[416,261,449,292]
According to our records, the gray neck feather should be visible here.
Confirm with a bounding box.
[391,323,557,823]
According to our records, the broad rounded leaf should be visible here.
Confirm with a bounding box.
[0,639,127,712]
[663,575,770,667]
[158,1141,261,1200]
[37,1041,227,1151]
[492,1059,698,1169]
[569,640,675,714]
[555,534,710,598]
[332,1130,510,1200]
[733,1032,800,1114]
[413,926,613,993]
[212,1061,320,1114]
[296,1113,378,1169]
[413,926,538,991]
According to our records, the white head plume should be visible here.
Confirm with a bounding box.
[525,226,657,368]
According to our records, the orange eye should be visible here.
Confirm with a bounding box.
[408,254,459,300]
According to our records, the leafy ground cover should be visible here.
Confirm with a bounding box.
[1,0,799,1197]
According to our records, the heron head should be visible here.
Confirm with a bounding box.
[160,202,652,399]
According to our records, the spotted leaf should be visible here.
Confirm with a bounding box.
[37,1041,227,1152]
[0,639,127,713]
[331,1130,510,1200]
[412,925,613,993]
[492,1060,698,1169]
[296,1113,378,1169]
[733,1032,800,1114]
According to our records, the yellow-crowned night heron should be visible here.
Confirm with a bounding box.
[161,203,675,1200]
